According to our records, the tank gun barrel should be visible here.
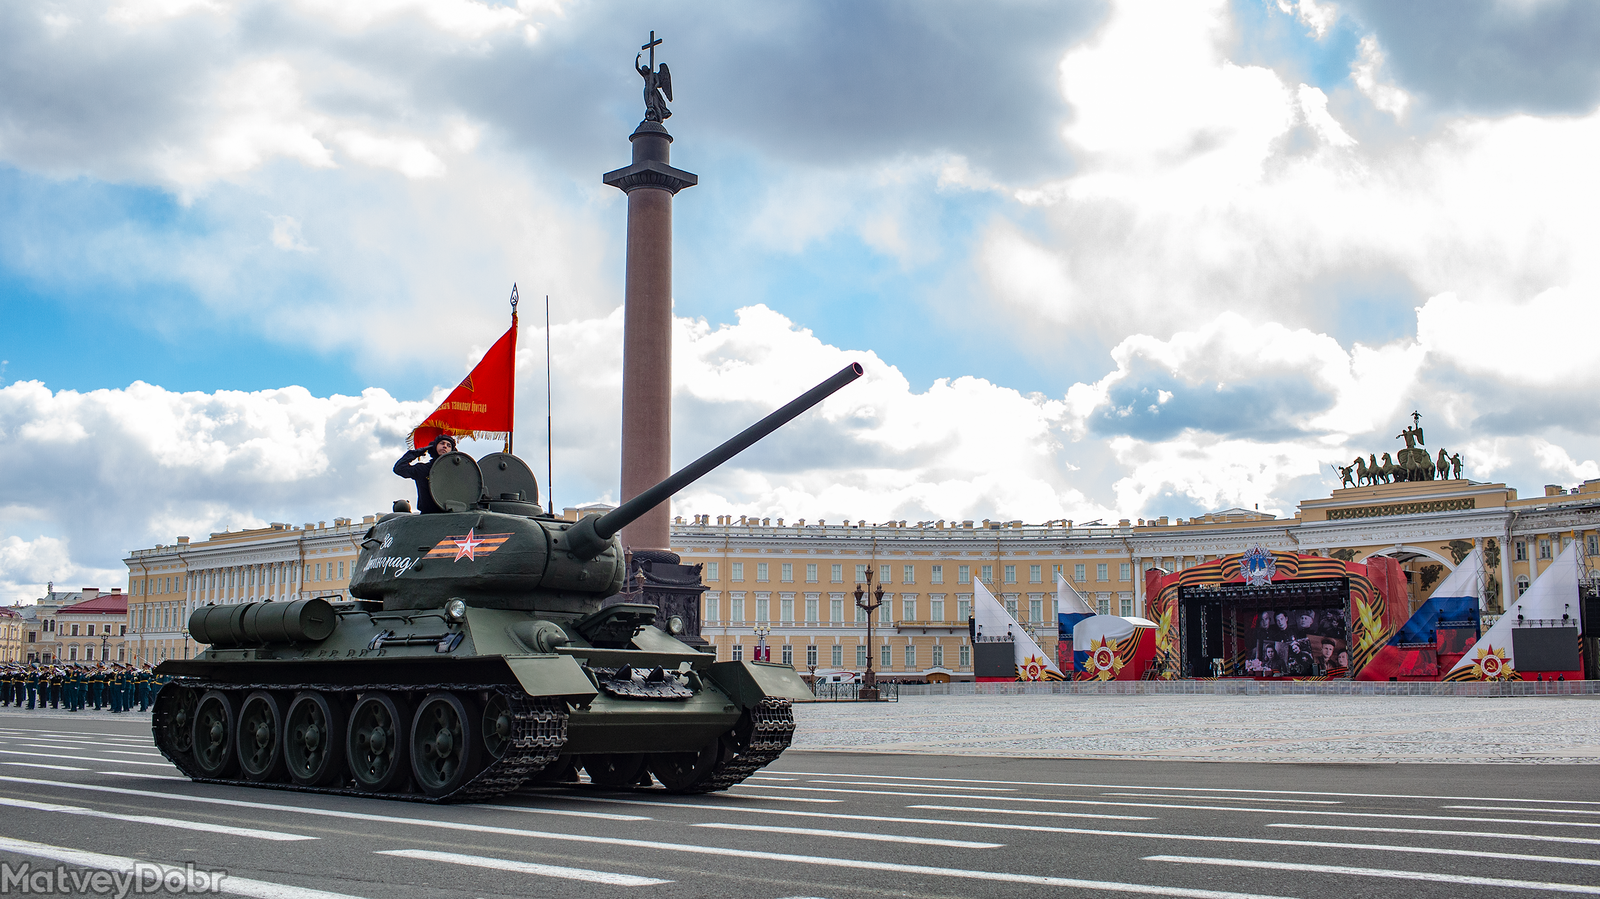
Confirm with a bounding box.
[565,361,863,559]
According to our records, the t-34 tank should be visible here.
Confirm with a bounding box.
[151,362,861,801]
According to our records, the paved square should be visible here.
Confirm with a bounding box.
[793,693,1600,762]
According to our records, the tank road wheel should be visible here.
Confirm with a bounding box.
[153,684,198,756]
[584,754,647,788]
[480,692,513,760]
[285,691,347,787]
[190,690,238,779]
[348,692,411,793]
[236,691,287,782]
[650,743,724,793]
[411,692,481,798]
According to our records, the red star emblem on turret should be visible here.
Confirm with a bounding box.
[452,528,486,562]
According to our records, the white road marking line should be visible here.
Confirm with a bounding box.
[377,849,670,887]
[3,762,88,771]
[747,775,799,781]
[794,779,1015,792]
[0,728,151,741]
[103,749,165,757]
[101,771,187,780]
[908,801,1600,829]
[693,822,1004,849]
[1102,792,1343,805]
[482,805,651,822]
[1446,804,1600,817]
[0,835,366,899]
[712,793,841,803]
[0,795,315,842]
[1268,823,1600,847]
[0,774,1289,899]
[0,748,173,767]
[1145,854,1600,895]
[774,770,1600,804]
[542,793,1158,824]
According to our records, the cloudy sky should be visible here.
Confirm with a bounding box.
[4,0,1600,604]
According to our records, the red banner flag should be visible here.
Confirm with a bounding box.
[412,316,517,449]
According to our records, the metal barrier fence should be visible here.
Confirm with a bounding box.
[807,682,901,702]
[898,679,1600,697]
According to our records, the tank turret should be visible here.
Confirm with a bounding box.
[150,363,862,803]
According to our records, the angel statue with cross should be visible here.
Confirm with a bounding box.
[636,31,673,123]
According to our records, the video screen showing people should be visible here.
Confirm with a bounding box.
[1240,606,1348,677]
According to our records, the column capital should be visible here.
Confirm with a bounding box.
[603,159,699,194]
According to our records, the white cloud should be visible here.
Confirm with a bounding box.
[268,214,314,252]
[1276,0,1337,39]
[1352,34,1411,119]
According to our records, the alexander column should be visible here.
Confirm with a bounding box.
[602,33,705,641]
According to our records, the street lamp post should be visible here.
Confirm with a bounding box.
[853,570,886,701]
[752,623,771,662]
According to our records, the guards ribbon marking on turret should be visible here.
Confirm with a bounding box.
[425,532,513,562]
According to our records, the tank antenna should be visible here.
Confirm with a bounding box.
[507,284,519,454]
[545,292,554,516]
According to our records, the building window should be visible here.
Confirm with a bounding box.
[959,644,970,667]
[756,563,769,582]
[932,644,944,667]
[1004,565,1016,584]
[704,595,718,622]
[1517,575,1530,596]
[832,645,843,667]
[1074,563,1086,581]
[981,564,993,584]
[1030,598,1043,622]
[730,594,745,623]
[931,565,943,584]
[1029,564,1042,584]
[755,595,769,623]
[780,595,794,624]
[1119,562,1131,581]
[120,625,126,636]
[831,596,844,622]
[1098,597,1110,615]
[71,625,79,636]
[857,645,867,667]
[855,564,868,583]
[903,565,915,584]
[856,602,868,623]
[806,563,818,583]
[831,564,843,583]
[901,596,916,620]
[881,644,893,667]
[707,562,719,581]
[958,565,971,585]
[84,646,94,661]
[1539,540,1551,560]
[1589,535,1598,556]
[1097,563,1109,582]
[68,646,78,660]
[782,645,793,666]
[1515,542,1527,561]
[732,643,743,661]
[807,645,818,667]
[1005,596,1018,618]
[731,562,744,582]
[781,563,793,583]
[1120,597,1133,616]
[806,595,819,623]
[930,596,945,621]
[904,645,916,669]
[339,561,346,579]
[957,596,972,620]
[87,625,95,637]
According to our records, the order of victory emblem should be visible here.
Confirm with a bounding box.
[1019,655,1048,681]
[1240,545,1276,587]
[1469,644,1516,681]
[1088,637,1123,681]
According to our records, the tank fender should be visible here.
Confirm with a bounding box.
[502,655,599,702]
[706,660,814,709]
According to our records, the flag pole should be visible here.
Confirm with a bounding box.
[507,285,519,454]
[546,293,554,516]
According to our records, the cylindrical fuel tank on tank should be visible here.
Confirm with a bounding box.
[188,598,336,647]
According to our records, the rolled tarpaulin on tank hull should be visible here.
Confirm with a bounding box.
[189,598,336,647]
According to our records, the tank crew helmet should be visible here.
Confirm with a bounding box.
[428,435,458,458]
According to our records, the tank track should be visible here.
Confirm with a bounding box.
[679,697,796,793]
[151,679,566,804]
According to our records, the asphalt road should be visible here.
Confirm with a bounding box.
[1,709,1598,899]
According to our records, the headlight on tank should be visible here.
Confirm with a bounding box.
[445,598,467,622]
[668,615,685,635]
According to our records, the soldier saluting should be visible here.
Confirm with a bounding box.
[393,435,457,514]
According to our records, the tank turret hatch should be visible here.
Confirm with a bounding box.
[429,452,483,512]
[478,452,543,515]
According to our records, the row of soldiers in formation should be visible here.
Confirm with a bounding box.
[0,663,169,712]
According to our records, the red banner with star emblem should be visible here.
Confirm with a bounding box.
[412,316,518,448]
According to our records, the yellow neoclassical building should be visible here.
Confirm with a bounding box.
[120,476,1600,679]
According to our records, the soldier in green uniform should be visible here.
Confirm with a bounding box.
[26,666,38,710]
[1,665,12,706]
[112,666,127,713]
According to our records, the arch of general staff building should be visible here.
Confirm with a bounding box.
[118,476,1600,682]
